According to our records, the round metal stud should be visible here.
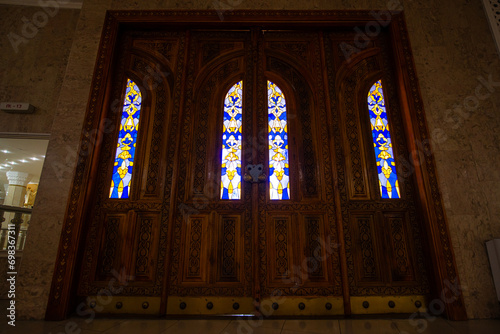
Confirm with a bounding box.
[325,302,332,310]
[89,301,96,309]
[415,300,422,308]
[115,302,123,309]
[388,301,395,308]
[233,302,240,310]
[179,302,187,310]
[362,301,369,309]
[298,302,306,310]
[142,302,149,309]
[207,302,214,310]
[272,302,279,310]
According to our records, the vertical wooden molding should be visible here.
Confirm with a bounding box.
[45,11,120,321]
[389,12,467,320]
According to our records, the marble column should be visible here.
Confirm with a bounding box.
[2,171,31,229]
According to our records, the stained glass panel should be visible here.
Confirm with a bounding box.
[367,80,400,199]
[221,81,243,200]
[268,81,290,200]
[109,79,142,199]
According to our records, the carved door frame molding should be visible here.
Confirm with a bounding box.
[46,10,467,320]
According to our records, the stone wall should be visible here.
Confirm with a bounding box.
[0,5,80,133]
[8,0,500,319]
[0,4,79,304]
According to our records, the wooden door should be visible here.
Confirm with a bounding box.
[74,25,430,317]
[165,30,346,316]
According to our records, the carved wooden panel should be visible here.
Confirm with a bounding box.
[339,57,379,200]
[131,212,160,281]
[303,216,325,279]
[181,216,209,283]
[350,213,383,284]
[133,39,179,66]
[199,40,245,68]
[96,213,126,279]
[216,215,243,283]
[384,212,415,282]
[130,55,171,199]
[295,214,334,286]
[266,41,311,70]
[267,214,295,285]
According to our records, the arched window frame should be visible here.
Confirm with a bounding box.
[362,77,402,200]
[264,73,301,202]
[267,80,292,201]
[108,73,150,200]
[220,80,244,200]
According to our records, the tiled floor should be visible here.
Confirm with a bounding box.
[1,317,500,334]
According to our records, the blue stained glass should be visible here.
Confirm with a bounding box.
[367,80,400,199]
[268,81,290,200]
[109,79,142,199]
[221,81,243,200]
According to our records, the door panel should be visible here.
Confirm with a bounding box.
[76,31,186,315]
[327,31,430,312]
[181,215,210,284]
[166,31,254,306]
[258,33,343,310]
[266,213,296,286]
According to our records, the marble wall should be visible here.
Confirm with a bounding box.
[6,0,500,320]
[0,5,80,133]
[0,4,79,303]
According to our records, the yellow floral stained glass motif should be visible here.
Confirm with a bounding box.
[109,79,142,199]
[221,81,243,200]
[367,80,400,199]
[268,81,290,200]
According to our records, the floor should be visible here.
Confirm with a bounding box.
[1,317,500,334]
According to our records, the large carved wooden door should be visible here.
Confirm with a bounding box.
[164,28,431,316]
[75,25,431,317]
[165,30,346,316]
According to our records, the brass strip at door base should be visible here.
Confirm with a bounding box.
[167,297,256,315]
[259,296,344,316]
[167,296,344,316]
[350,295,427,314]
[84,296,161,315]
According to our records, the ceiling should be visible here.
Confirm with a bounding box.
[0,138,49,198]
[0,0,82,8]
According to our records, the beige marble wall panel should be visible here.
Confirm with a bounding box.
[0,5,80,134]
[11,0,500,319]
[14,0,113,319]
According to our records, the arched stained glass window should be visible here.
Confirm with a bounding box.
[109,79,142,199]
[221,81,243,200]
[268,81,290,200]
[367,80,400,199]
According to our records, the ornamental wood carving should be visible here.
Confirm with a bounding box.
[46,10,466,321]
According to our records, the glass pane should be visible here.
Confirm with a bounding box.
[268,81,290,200]
[109,79,142,199]
[367,80,400,199]
[0,136,49,251]
[221,81,243,200]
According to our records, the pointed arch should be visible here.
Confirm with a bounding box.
[367,79,400,199]
[109,78,142,199]
[220,80,243,200]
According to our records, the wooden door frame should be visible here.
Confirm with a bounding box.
[45,10,467,321]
